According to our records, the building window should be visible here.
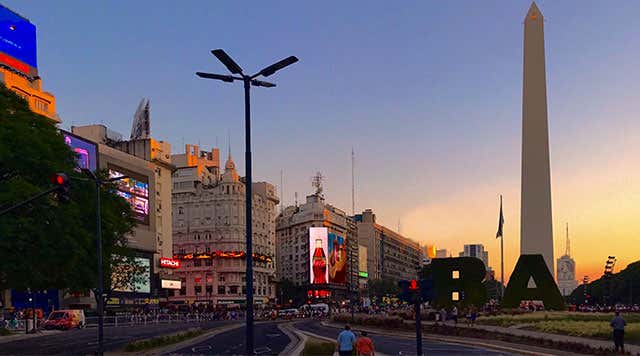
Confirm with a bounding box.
[205,259,213,267]
[229,286,238,294]
[452,270,460,279]
[194,259,201,267]
[194,285,202,294]
[180,287,186,296]
[178,207,184,215]
[206,285,213,294]
[452,292,459,301]
[218,286,226,294]
[219,275,225,282]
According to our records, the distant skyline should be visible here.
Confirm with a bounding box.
[5,0,640,282]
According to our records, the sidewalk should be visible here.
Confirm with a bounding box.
[0,329,62,344]
[327,319,640,356]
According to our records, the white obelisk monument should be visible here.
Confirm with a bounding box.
[521,2,554,276]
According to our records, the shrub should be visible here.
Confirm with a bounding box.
[123,328,204,352]
[302,338,335,356]
[0,328,11,336]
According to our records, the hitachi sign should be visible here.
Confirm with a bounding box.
[159,257,180,269]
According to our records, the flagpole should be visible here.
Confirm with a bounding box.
[500,195,505,298]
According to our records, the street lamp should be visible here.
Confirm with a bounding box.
[197,49,297,355]
[81,168,128,355]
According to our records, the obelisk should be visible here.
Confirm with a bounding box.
[521,2,554,276]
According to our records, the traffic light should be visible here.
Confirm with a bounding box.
[51,173,70,203]
[398,279,420,303]
[409,279,419,291]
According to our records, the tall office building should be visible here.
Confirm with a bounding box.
[0,4,58,121]
[355,209,421,282]
[520,2,555,275]
[459,244,489,269]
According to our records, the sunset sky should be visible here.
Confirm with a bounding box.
[7,0,640,282]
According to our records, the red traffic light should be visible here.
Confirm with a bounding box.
[51,173,69,186]
[409,279,419,290]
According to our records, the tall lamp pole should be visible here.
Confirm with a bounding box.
[197,49,297,355]
[82,169,128,355]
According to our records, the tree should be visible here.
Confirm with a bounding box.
[0,84,138,301]
[570,260,640,305]
[366,278,398,298]
[275,278,306,307]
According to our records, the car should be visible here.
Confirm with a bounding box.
[42,310,85,330]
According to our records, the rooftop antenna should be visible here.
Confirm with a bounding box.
[227,130,231,159]
[351,148,355,216]
[565,222,570,257]
[312,171,324,197]
[294,192,298,207]
[398,218,401,234]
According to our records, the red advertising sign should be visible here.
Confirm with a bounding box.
[160,257,180,269]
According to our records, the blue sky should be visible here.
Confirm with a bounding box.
[6,1,640,277]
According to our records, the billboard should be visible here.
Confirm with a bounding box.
[61,130,98,172]
[328,233,347,284]
[112,256,151,294]
[108,165,149,224]
[161,280,181,289]
[358,245,368,276]
[0,5,37,70]
[309,227,328,284]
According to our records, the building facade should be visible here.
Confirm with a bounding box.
[69,125,174,308]
[459,244,489,269]
[557,225,578,296]
[170,145,279,306]
[275,190,358,301]
[0,4,58,121]
[355,209,421,282]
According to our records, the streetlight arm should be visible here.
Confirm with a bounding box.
[211,49,244,75]
[196,72,237,82]
[254,56,299,78]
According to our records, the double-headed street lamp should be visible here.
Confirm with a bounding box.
[81,169,128,355]
[197,49,297,355]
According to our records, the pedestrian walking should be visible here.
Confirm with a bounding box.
[451,306,458,326]
[355,331,375,356]
[610,311,626,353]
[337,324,357,356]
[439,308,447,325]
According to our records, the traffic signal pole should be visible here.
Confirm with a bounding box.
[0,187,57,216]
[415,298,423,356]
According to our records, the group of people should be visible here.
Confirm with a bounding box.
[337,324,375,356]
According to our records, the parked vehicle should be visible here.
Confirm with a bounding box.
[42,310,85,330]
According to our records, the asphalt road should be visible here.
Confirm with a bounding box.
[168,322,290,355]
[0,320,236,355]
[295,320,517,356]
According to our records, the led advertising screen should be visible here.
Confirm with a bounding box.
[108,165,149,224]
[328,233,347,284]
[112,257,151,294]
[61,130,97,172]
[0,5,37,70]
[309,227,328,284]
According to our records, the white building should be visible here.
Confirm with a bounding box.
[557,225,578,296]
[170,145,278,306]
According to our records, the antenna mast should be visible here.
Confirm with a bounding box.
[280,169,284,213]
[312,171,324,197]
[351,148,355,215]
[565,222,570,257]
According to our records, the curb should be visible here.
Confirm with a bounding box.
[138,322,242,356]
[278,322,307,356]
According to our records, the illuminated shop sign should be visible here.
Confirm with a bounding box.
[159,257,180,269]
[173,251,273,263]
[161,280,181,289]
[0,5,37,70]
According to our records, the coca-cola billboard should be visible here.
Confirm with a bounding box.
[309,227,328,284]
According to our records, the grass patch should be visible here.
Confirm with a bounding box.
[0,328,11,336]
[529,320,640,344]
[123,328,205,352]
[302,337,335,356]
[477,311,640,327]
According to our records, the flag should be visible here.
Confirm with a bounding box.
[496,195,504,238]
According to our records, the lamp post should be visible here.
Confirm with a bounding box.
[82,169,128,355]
[197,49,297,355]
